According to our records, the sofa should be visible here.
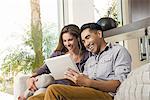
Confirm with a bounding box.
[114,63,150,100]
[14,63,150,100]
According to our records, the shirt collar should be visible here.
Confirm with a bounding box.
[92,42,112,56]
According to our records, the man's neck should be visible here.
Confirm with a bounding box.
[99,40,107,53]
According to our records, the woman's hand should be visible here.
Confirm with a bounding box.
[64,68,90,86]
[26,77,38,92]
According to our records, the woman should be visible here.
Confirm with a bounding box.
[26,24,90,100]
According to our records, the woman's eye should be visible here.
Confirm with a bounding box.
[63,40,66,42]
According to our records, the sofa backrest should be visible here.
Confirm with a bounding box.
[114,63,150,100]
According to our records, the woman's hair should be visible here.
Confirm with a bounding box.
[55,24,86,53]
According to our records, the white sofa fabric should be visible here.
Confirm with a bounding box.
[114,63,150,100]
[14,73,30,100]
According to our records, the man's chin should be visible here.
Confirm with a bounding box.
[87,48,98,54]
[91,49,98,54]
[88,49,95,53]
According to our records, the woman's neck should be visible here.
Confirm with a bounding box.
[68,49,82,63]
[69,47,81,55]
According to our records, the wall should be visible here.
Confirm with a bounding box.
[126,39,148,70]
[67,0,95,27]
[130,0,150,22]
[122,0,149,69]
[57,0,95,30]
[71,0,95,27]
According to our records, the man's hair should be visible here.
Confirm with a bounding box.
[80,23,102,34]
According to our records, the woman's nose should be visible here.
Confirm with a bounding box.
[66,42,71,46]
[67,44,71,47]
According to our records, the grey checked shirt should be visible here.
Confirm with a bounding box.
[83,43,132,83]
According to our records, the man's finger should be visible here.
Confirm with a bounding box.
[68,69,79,77]
[32,82,38,91]
[68,68,78,74]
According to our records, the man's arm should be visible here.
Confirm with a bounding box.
[85,79,120,92]
[65,68,120,92]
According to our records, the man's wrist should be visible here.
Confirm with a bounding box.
[85,78,91,87]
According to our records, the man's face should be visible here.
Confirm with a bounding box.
[81,28,102,54]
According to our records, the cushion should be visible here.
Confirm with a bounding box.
[14,73,30,100]
[114,63,150,100]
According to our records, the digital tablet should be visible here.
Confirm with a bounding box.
[45,54,79,79]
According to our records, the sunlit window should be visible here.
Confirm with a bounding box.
[93,0,123,26]
[0,0,58,98]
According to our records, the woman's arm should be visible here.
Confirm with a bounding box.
[27,51,64,90]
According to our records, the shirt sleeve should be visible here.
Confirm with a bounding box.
[113,47,132,83]
[36,64,50,75]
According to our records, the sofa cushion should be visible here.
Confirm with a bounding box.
[114,63,150,100]
[14,73,30,100]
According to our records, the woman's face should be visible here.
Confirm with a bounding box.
[62,32,79,52]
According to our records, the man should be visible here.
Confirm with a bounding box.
[44,23,132,100]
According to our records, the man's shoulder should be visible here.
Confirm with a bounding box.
[110,43,127,51]
[110,43,132,60]
[108,43,131,57]
[110,43,124,48]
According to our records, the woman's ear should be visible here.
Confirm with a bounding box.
[77,37,82,51]
[77,37,80,41]
[97,30,102,38]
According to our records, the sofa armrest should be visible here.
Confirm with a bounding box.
[114,63,150,100]
[13,73,30,100]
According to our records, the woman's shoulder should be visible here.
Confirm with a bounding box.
[83,50,91,56]
[82,50,91,60]
[50,51,65,58]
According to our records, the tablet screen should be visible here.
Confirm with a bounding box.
[45,54,79,79]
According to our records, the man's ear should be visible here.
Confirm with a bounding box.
[97,30,102,38]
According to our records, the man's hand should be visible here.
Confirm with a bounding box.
[64,68,90,86]
[26,77,38,92]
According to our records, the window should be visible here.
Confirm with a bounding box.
[0,0,59,97]
[93,0,123,26]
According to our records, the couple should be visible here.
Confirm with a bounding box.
[25,22,131,100]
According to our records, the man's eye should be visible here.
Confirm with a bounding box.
[87,35,90,39]
[68,39,73,41]
[85,35,90,39]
